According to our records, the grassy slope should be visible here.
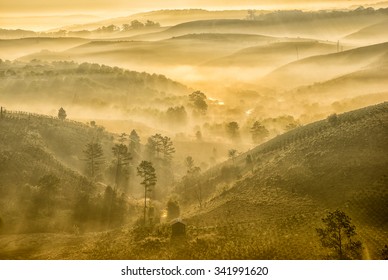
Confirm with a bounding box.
[9,103,385,260]
[182,102,388,259]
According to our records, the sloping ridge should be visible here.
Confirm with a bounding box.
[343,19,388,44]
[262,42,388,89]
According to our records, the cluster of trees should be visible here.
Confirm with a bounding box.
[0,19,162,39]
[95,20,160,33]
[79,126,179,226]
[245,7,386,23]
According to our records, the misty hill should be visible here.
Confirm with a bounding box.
[15,34,280,73]
[0,37,90,60]
[286,65,388,110]
[176,102,388,259]
[57,9,251,32]
[28,102,387,260]
[0,60,190,116]
[343,19,388,45]
[262,42,388,90]
[130,9,388,41]
[0,111,116,233]
[0,28,37,39]
[205,40,338,71]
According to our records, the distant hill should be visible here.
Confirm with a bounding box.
[53,9,252,32]
[177,102,388,259]
[205,40,338,71]
[130,9,388,41]
[285,65,388,110]
[0,37,90,60]
[15,34,279,72]
[262,42,388,90]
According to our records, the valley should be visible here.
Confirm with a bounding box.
[0,4,387,260]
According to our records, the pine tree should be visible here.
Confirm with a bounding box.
[112,140,132,191]
[316,210,362,259]
[137,161,157,225]
[58,107,67,120]
[128,129,141,162]
[83,141,105,180]
[250,121,269,144]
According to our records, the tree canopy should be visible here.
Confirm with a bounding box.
[58,107,67,120]
[316,210,362,259]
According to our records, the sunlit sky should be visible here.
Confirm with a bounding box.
[0,0,377,14]
[0,0,381,30]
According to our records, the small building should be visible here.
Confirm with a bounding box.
[170,219,186,238]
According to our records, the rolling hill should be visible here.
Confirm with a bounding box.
[343,19,388,45]
[0,111,117,234]
[0,37,90,60]
[287,65,388,106]
[204,40,338,71]
[177,102,388,259]
[0,60,190,118]
[129,10,388,41]
[54,9,252,32]
[17,33,277,69]
[0,102,386,259]
[262,42,388,90]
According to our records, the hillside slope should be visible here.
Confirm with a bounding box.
[1,104,386,260]
[262,42,388,89]
[205,40,338,71]
[0,60,190,117]
[0,113,105,233]
[178,102,388,259]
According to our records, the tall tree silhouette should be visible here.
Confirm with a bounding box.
[316,210,362,259]
[112,133,132,191]
[58,107,67,120]
[137,161,157,225]
[83,141,105,180]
